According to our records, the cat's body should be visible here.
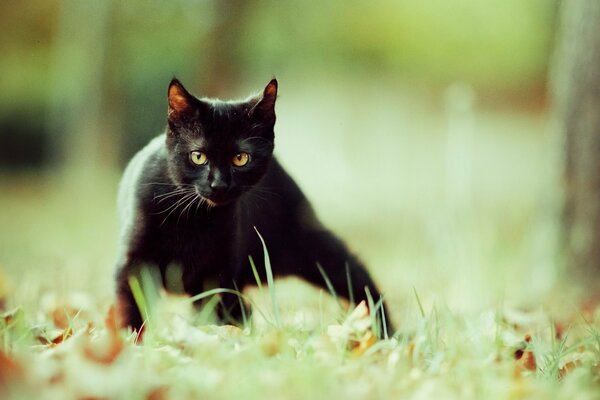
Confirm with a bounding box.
[115,79,392,332]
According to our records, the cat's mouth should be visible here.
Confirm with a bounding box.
[201,197,220,207]
[196,190,235,207]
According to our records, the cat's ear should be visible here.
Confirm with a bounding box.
[168,78,198,125]
[249,79,278,124]
[260,78,278,111]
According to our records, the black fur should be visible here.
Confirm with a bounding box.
[114,78,393,333]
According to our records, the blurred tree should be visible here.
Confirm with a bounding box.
[47,0,113,178]
[199,0,251,97]
[551,0,600,287]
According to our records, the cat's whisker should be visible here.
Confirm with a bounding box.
[186,195,195,213]
[144,182,194,187]
[154,190,195,216]
[199,196,210,211]
[153,190,194,214]
[177,193,200,225]
[154,187,190,197]
[154,188,192,203]
[160,192,197,226]
[194,197,203,215]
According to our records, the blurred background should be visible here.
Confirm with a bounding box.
[0,0,570,323]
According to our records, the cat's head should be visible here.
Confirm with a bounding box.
[165,78,277,207]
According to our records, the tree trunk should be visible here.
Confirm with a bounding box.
[198,0,250,98]
[550,0,600,287]
[46,0,114,180]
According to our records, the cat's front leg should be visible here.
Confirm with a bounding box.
[215,263,251,326]
[288,229,395,335]
[179,259,249,326]
[216,286,249,326]
[114,258,166,331]
[115,262,145,331]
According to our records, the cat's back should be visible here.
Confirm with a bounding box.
[117,135,165,229]
[245,158,321,232]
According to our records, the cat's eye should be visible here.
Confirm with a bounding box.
[232,152,250,167]
[190,151,208,165]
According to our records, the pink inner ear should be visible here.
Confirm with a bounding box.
[169,94,188,113]
[168,84,190,114]
[264,81,277,99]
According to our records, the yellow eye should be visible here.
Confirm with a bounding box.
[190,151,208,165]
[232,152,250,167]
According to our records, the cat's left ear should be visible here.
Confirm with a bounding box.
[249,79,278,124]
[168,78,199,125]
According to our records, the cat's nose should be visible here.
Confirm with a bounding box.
[209,180,229,193]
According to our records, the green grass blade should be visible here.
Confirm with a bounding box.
[379,297,389,340]
[248,255,263,292]
[254,227,281,328]
[188,287,245,303]
[364,286,381,339]
[345,262,355,307]
[316,262,343,310]
[413,286,426,318]
[129,275,150,325]
[232,280,248,326]
[188,287,271,326]
[196,293,222,324]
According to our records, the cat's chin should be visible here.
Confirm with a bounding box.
[200,196,235,208]
[203,198,219,208]
[196,188,240,208]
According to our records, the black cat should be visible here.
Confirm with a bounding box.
[114,78,393,333]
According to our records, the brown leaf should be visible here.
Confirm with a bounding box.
[52,306,80,330]
[37,327,74,347]
[0,349,24,386]
[147,386,169,400]
[521,350,536,371]
[260,330,283,357]
[514,334,536,376]
[82,306,124,365]
[83,331,124,365]
[104,304,120,336]
[559,361,578,379]
[351,331,377,357]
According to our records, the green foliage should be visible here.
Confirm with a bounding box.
[0,0,557,167]
[254,227,282,328]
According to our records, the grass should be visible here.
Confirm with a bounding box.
[0,103,599,398]
[1,280,600,399]
[1,213,599,399]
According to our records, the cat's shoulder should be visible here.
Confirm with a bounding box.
[117,135,166,219]
[134,135,166,166]
[123,135,166,180]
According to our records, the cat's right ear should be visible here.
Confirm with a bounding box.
[248,79,278,126]
[168,78,198,126]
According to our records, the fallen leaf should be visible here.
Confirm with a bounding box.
[82,306,124,365]
[104,304,120,336]
[326,302,379,356]
[147,386,169,400]
[0,349,24,386]
[52,306,80,330]
[37,327,74,347]
[260,330,283,357]
[351,331,377,357]
[514,334,536,375]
